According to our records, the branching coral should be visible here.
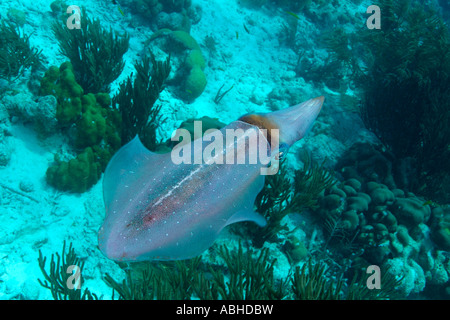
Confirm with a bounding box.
[208,242,287,300]
[113,53,171,149]
[104,257,203,300]
[39,240,406,300]
[291,259,343,299]
[104,242,286,300]
[345,265,404,300]
[292,259,404,300]
[240,153,335,248]
[38,241,98,300]
[52,11,129,93]
[0,21,41,82]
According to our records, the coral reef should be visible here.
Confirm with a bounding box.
[313,141,450,296]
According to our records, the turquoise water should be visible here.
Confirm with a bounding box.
[0,0,449,300]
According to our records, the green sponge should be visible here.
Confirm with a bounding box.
[186,49,206,70]
[42,62,122,193]
[75,93,107,148]
[147,29,207,101]
[46,147,101,193]
[185,65,207,101]
[171,30,201,50]
[40,61,84,125]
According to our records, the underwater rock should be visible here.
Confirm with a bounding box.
[19,180,35,193]
[1,92,58,134]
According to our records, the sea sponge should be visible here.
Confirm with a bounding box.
[184,65,207,101]
[284,235,308,263]
[46,147,101,193]
[147,28,206,101]
[50,0,68,16]
[7,8,26,27]
[40,62,84,125]
[42,62,122,193]
[186,49,206,70]
[178,115,225,138]
[171,30,200,50]
[75,93,107,148]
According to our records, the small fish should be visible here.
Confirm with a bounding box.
[236,31,239,39]
[286,11,300,20]
[112,0,125,16]
[243,24,250,34]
